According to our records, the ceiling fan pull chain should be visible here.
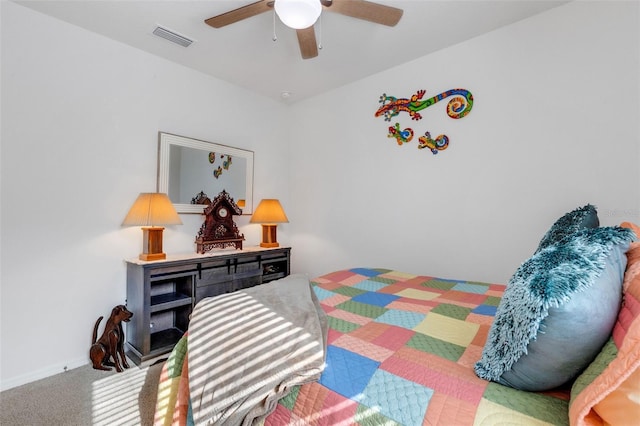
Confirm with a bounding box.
[272,10,278,41]
[318,13,323,50]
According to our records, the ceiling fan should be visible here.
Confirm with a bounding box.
[204,0,403,59]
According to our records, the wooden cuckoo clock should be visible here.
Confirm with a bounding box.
[195,190,244,253]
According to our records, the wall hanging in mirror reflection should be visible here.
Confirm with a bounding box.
[374,88,474,155]
[209,152,232,179]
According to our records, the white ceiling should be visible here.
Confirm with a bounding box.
[14,0,569,103]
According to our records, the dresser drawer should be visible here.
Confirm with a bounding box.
[234,260,262,277]
[195,280,235,303]
[196,258,262,285]
[235,274,262,290]
[196,266,232,287]
[195,257,263,302]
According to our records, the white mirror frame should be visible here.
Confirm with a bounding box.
[157,132,254,214]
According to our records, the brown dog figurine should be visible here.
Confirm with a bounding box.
[90,305,133,372]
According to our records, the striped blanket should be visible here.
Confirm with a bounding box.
[155,274,327,425]
[155,268,571,425]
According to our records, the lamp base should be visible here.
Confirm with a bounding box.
[259,224,280,248]
[259,242,280,248]
[139,252,167,261]
[139,227,166,261]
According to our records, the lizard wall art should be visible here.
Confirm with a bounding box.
[375,88,474,122]
[387,123,414,145]
[375,88,473,155]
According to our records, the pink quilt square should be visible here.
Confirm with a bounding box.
[395,297,438,307]
[291,382,330,424]
[381,354,486,405]
[466,312,495,326]
[333,334,394,362]
[349,321,390,342]
[404,276,439,289]
[321,293,351,307]
[376,283,410,295]
[265,404,292,425]
[317,281,345,291]
[326,328,343,346]
[317,388,359,425]
[438,290,487,307]
[320,270,357,283]
[387,300,434,314]
[488,283,506,293]
[328,309,371,326]
[470,323,491,346]
[341,274,371,286]
[423,392,479,426]
[372,325,415,351]
[457,344,484,369]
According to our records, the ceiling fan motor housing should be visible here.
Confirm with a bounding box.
[274,0,323,30]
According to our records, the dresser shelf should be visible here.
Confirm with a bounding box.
[150,292,192,312]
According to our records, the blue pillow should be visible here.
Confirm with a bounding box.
[474,226,635,391]
[536,204,599,252]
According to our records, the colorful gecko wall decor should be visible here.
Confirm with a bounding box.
[418,132,449,154]
[387,123,414,145]
[375,89,473,122]
[375,88,473,155]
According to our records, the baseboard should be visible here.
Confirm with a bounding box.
[0,356,88,392]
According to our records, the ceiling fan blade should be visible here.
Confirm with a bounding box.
[205,0,273,28]
[297,27,318,59]
[326,0,403,27]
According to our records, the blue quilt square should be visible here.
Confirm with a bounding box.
[375,309,425,329]
[472,304,497,316]
[319,346,380,398]
[361,369,433,425]
[353,280,388,292]
[350,268,382,277]
[312,286,336,301]
[452,282,490,294]
[352,292,399,307]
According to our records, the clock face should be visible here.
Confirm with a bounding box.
[218,207,228,218]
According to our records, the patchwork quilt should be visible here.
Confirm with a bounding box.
[155,268,571,425]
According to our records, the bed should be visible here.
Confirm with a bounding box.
[155,269,568,425]
[153,212,640,426]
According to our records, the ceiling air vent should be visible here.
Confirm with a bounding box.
[152,26,194,47]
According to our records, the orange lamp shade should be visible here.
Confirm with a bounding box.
[250,199,288,248]
[122,193,182,261]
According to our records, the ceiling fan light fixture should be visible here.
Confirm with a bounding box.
[274,0,322,30]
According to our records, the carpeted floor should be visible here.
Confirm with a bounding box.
[0,360,164,426]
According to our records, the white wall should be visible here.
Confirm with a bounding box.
[2,0,639,391]
[288,0,640,282]
[0,1,290,390]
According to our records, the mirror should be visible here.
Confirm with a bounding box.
[157,132,254,214]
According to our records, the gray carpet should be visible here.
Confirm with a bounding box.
[0,360,164,426]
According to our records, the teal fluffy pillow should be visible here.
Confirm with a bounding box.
[536,204,599,252]
[475,226,635,391]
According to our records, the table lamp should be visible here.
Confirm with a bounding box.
[122,193,182,261]
[250,199,289,248]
